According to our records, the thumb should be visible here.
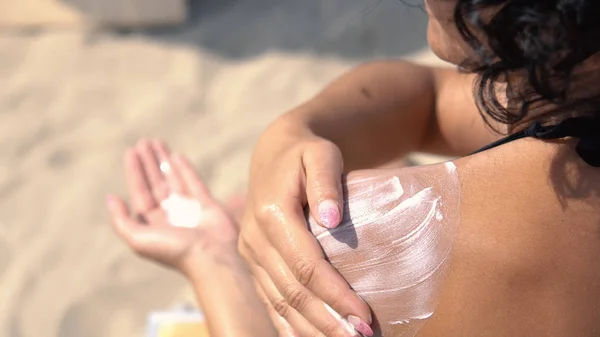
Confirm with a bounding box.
[106,195,144,247]
[302,142,344,229]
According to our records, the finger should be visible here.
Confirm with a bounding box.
[251,241,361,337]
[106,194,143,245]
[240,239,318,337]
[124,149,156,213]
[250,263,323,337]
[302,142,344,229]
[151,140,184,195]
[107,194,172,258]
[259,205,373,335]
[253,277,299,337]
[276,315,299,337]
[225,193,247,228]
[136,139,168,200]
[171,153,212,204]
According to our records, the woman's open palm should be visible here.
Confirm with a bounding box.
[106,140,238,273]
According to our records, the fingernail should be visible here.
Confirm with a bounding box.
[318,199,340,228]
[347,315,374,337]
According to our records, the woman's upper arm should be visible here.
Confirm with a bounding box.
[419,68,502,156]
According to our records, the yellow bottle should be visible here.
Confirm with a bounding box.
[147,308,209,337]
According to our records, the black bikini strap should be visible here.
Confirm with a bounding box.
[471,117,600,167]
[472,123,543,155]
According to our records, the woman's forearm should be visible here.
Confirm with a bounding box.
[283,60,440,170]
[185,248,278,337]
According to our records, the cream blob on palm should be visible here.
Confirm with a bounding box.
[160,193,204,228]
[308,162,460,336]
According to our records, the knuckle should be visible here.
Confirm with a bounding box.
[238,234,266,265]
[292,258,317,287]
[281,283,310,312]
[324,288,350,313]
[307,139,340,158]
[310,173,336,193]
[321,321,344,337]
[305,138,331,150]
[255,207,271,224]
[271,297,291,318]
[237,220,267,261]
[255,203,283,225]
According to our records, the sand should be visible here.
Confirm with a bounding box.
[0,1,450,336]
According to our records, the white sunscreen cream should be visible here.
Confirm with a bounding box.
[308,162,460,336]
[324,303,361,336]
[160,194,203,228]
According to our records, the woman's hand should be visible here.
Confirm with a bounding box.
[238,117,373,337]
[106,139,238,275]
[108,140,301,337]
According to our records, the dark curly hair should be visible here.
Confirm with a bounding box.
[452,0,600,130]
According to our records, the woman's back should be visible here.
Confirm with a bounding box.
[233,2,600,335]
[420,138,600,336]
[311,136,600,336]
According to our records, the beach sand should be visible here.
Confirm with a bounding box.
[0,1,450,336]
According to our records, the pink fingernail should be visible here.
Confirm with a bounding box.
[318,200,340,228]
[347,315,374,337]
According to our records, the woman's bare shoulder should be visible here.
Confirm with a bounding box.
[418,138,600,336]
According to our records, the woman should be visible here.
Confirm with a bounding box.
[237,0,600,336]
[106,140,280,337]
[108,0,600,335]
[108,140,459,337]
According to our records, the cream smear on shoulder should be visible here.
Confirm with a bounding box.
[309,162,460,336]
